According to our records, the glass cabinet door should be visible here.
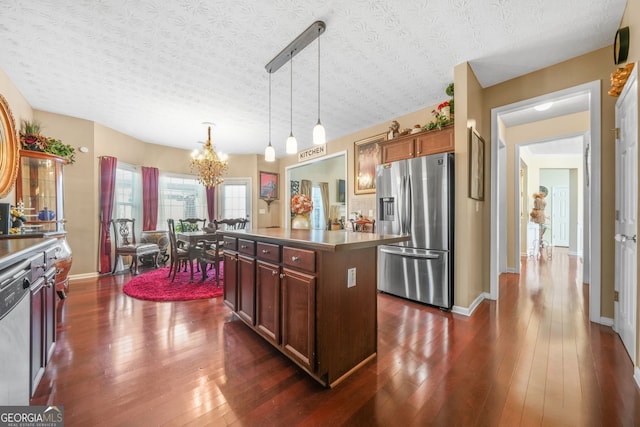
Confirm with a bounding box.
[16,150,66,233]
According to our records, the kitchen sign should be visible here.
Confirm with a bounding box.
[297,144,326,162]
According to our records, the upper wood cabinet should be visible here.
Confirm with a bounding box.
[379,125,454,163]
[16,150,67,233]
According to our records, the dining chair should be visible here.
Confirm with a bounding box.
[350,218,376,233]
[110,218,160,275]
[178,218,206,232]
[214,218,248,230]
[196,234,224,286]
[167,219,195,281]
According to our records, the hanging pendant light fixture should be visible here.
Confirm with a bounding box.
[265,21,326,155]
[285,52,298,154]
[312,27,326,145]
[264,72,275,162]
[190,123,228,188]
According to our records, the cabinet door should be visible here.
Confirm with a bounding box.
[44,273,56,363]
[223,252,238,311]
[281,268,315,370]
[415,127,454,157]
[256,261,280,345]
[237,255,255,325]
[381,138,415,163]
[30,279,45,396]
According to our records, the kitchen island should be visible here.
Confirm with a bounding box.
[220,228,409,387]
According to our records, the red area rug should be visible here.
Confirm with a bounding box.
[123,265,224,302]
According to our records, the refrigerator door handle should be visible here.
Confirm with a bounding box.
[379,247,441,260]
[398,175,411,234]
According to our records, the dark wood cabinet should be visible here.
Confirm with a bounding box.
[219,228,409,388]
[223,251,238,311]
[237,255,255,325]
[379,125,454,163]
[30,277,44,394]
[281,268,315,370]
[255,261,280,345]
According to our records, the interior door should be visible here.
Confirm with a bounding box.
[614,63,638,362]
[551,186,569,246]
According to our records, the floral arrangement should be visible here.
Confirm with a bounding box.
[437,101,450,111]
[19,120,76,164]
[291,193,313,215]
[423,83,455,131]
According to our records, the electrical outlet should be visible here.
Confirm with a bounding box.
[347,268,356,288]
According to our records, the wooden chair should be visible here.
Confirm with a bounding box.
[350,218,376,233]
[178,218,206,232]
[196,234,224,286]
[167,219,195,282]
[214,218,248,230]
[110,218,160,275]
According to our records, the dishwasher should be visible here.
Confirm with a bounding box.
[0,258,32,405]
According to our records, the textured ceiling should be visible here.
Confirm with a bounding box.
[0,0,627,158]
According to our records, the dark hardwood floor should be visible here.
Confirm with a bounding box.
[32,249,640,426]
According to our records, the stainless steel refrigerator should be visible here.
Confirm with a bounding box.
[376,153,454,309]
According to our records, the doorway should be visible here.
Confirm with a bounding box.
[218,177,252,228]
[490,80,602,324]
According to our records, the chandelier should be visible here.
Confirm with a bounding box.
[190,124,228,188]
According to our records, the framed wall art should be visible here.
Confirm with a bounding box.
[0,94,19,198]
[354,133,386,195]
[259,171,279,200]
[468,127,485,201]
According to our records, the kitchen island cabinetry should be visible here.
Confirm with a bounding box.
[221,228,408,387]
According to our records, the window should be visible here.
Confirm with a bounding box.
[113,163,141,232]
[158,174,206,230]
[310,185,324,230]
[219,178,251,225]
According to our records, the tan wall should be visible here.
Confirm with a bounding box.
[620,0,639,64]
[483,47,617,319]
[0,68,34,205]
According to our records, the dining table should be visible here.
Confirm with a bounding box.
[176,231,222,282]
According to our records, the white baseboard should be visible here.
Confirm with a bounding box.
[452,292,490,317]
[634,367,640,390]
[69,272,99,281]
[596,316,614,327]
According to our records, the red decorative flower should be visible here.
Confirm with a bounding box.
[291,194,313,214]
[437,101,450,110]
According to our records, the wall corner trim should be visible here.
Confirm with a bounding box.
[451,292,490,317]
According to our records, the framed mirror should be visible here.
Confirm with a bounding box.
[0,94,19,198]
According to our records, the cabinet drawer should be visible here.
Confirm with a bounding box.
[257,242,280,263]
[223,236,237,251]
[283,247,315,273]
[238,239,256,256]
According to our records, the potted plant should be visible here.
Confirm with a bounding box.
[19,120,76,164]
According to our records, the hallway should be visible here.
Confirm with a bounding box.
[32,249,640,426]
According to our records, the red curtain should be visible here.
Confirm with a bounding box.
[141,166,159,231]
[206,186,216,222]
[99,156,117,274]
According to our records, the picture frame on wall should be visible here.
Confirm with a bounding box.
[354,133,386,195]
[468,127,485,201]
[259,171,279,200]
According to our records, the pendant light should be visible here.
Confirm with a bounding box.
[264,72,275,162]
[312,28,326,145]
[285,52,298,154]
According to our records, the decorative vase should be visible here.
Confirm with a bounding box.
[440,106,450,119]
[291,213,310,229]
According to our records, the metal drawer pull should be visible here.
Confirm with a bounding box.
[241,244,248,249]
[262,249,270,254]
[280,273,285,279]
[291,256,300,262]
[272,270,278,276]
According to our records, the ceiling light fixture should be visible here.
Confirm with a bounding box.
[265,21,326,155]
[286,53,298,154]
[264,73,275,162]
[534,102,553,111]
[313,27,326,145]
[190,123,228,188]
